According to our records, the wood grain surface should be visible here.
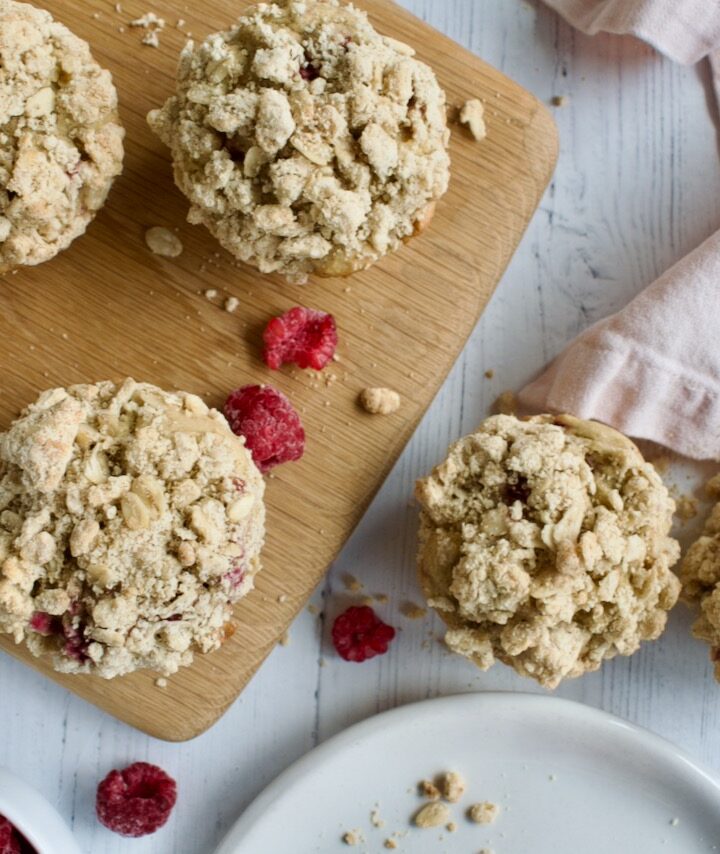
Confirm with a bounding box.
[0,0,557,739]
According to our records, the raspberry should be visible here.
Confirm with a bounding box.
[224,385,305,473]
[96,762,177,838]
[331,606,396,662]
[225,560,246,588]
[0,817,21,854]
[29,611,59,636]
[262,306,337,371]
[61,616,89,662]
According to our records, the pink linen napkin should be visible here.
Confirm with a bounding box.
[519,229,720,461]
[542,0,720,100]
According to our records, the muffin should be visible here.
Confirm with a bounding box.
[148,0,451,283]
[415,414,681,688]
[0,0,124,273]
[679,474,720,680]
[0,379,265,679]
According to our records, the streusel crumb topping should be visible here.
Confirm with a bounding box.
[680,480,720,681]
[0,379,265,679]
[148,0,450,282]
[415,414,680,688]
[0,0,124,272]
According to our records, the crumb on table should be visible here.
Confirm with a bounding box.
[400,601,427,620]
[706,473,720,498]
[492,390,517,415]
[342,573,363,593]
[675,493,699,521]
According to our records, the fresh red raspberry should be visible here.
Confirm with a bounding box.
[262,306,338,371]
[0,817,22,854]
[331,606,396,662]
[96,762,177,838]
[224,385,305,473]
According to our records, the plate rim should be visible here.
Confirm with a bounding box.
[214,691,720,853]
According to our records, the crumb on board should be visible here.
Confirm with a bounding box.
[383,839,398,850]
[413,801,450,828]
[484,369,494,379]
[129,12,166,46]
[459,98,487,140]
[469,801,500,825]
[446,821,457,832]
[277,594,288,604]
[224,296,239,313]
[204,288,218,300]
[342,829,364,845]
[278,630,290,647]
[551,94,569,107]
[360,387,401,415]
[145,227,183,258]
[493,389,517,415]
[371,808,385,828]
[400,601,427,620]
[154,677,168,689]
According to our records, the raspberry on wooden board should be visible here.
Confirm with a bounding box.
[224,385,305,473]
[263,307,338,371]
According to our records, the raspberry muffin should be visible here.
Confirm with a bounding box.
[415,414,681,688]
[0,379,265,679]
[0,0,124,273]
[679,475,720,680]
[148,0,450,283]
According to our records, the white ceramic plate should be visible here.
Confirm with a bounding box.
[215,693,720,854]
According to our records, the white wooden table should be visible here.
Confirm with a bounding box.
[3,2,720,852]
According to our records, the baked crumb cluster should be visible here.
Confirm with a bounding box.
[0,380,265,678]
[680,474,720,680]
[148,0,450,282]
[0,0,124,272]
[415,414,681,688]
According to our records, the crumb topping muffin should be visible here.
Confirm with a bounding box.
[148,0,451,283]
[679,474,720,680]
[415,414,681,688]
[0,0,124,273]
[0,379,265,679]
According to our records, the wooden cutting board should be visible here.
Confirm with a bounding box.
[0,0,557,740]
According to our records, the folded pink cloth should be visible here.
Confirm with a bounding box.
[543,0,720,99]
[519,229,720,460]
